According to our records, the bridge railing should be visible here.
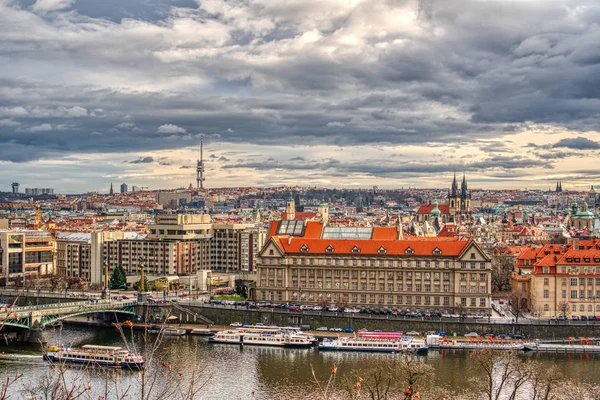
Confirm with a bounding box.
[5,300,136,315]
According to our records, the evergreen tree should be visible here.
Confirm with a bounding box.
[109,265,127,290]
[133,279,150,292]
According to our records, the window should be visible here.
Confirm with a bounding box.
[543,290,549,299]
[544,304,549,311]
[561,290,566,299]
[433,247,442,255]
[470,253,476,259]
[571,278,578,286]
[571,290,577,299]
[415,296,421,305]
[405,247,414,255]
[443,297,450,306]
[325,245,334,253]
[461,298,467,306]
[479,298,486,307]
[351,246,361,253]
[378,246,387,254]
[544,278,549,285]
[300,245,309,253]
[470,298,476,307]
[461,262,466,269]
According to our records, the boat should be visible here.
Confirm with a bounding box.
[426,335,524,351]
[190,328,214,336]
[147,326,187,335]
[43,345,144,368]
[523,341,600,353]
[318,332,428,354]
[208,329,313,348]
[319,337,399,353]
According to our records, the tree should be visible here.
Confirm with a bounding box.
[557,301,570,319]
[109,265,127,290]
[491,253,514,293]
[509,289,528,324]
[133,279,150,292]
[234,279,247,299]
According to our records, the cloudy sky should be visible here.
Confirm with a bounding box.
[1,0,600,193]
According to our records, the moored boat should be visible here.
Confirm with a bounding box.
[208,329,313,348]
[190,328,214,336]
[523,341,600,353]
[43,345,144,368]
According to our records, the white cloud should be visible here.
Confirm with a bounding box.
[66,106,88,117]
[28,123,54,132]
[0,119,20,127]
[325,122,345,128]
[31,0,76,13]
[157,124,186,134]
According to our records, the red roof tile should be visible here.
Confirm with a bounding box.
[371,227,399,240]
[417,204,450,214]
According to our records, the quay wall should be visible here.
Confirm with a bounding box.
[140,305,600,340]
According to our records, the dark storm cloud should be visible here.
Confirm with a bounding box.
[1,0,599,180]
[552,136,600,150]
[129,156,154,164]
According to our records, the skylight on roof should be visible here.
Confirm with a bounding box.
[322,227,372,240]
[277,220,306,236]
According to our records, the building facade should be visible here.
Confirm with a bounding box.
[514,239,600,318]
[211,224,266,273]
[256,220,491,312]
[0,230,55,282]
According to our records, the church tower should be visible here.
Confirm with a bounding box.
[286,194,296,220]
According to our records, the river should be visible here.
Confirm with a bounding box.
[1,326,599,399]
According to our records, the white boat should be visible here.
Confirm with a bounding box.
[190,328,214,336]
[208,329,313,348]
[426,335,524,351]
[44,345,144,368]
[523,341,600,353]
[319,337,399,353]
[319,332,428,354]
[148,326,187,335]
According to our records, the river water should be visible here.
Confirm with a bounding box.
[2,326,600,399]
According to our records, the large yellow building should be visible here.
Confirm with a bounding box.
[256,220,492,313]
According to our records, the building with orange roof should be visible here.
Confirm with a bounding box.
[256,219,492,313]
[512,238,600,317]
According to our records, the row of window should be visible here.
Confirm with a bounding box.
[261,291,487,307]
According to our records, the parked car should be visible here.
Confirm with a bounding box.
[465,332,479,337]
[312,306,323,311]
[230,322,242,327]
[344,328,354,333]
[581,316,588,321]
[333,328,343,332]
[511,334,525,340]
[242,322,252,327]
[328,306,341,312]
[316,327,328,331]
[345,308,360,313]
[572,316,580,321]
[288,306,300,311]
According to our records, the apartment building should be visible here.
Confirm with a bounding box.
[256,220,492,312]
[55,231,126,281]
[514,239,600,317]
[106,214,212,278]
[211,224,266,272]
[0,230,55,281]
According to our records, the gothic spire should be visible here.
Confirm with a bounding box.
[461,171,468,199]
[451,170,458,197]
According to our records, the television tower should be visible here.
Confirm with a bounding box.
[196,136,205,189]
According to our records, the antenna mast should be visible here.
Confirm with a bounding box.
[196,135,205,189]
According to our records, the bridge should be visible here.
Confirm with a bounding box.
[0,299,136,342]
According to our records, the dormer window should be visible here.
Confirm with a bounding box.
[405,247,414,255]
[575,258,580,262]
[470,253,476,259]
[433,247,442,255]
[378,246,387,254]
[300,245,309,253]
[269,249,274,256]
[566,258,572,262]
[326,245,335,253]
[584,258,590,263]
[594,258,600,263]
[351,246,361,254]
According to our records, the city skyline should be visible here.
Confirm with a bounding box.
[1,0,600,192]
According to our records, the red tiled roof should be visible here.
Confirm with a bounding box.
[280,212,317,220]
[304,221,324,239]
[417,204,450,214]
[371,227,399,240]
[556,249,600,265]
[274,237,474,257]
